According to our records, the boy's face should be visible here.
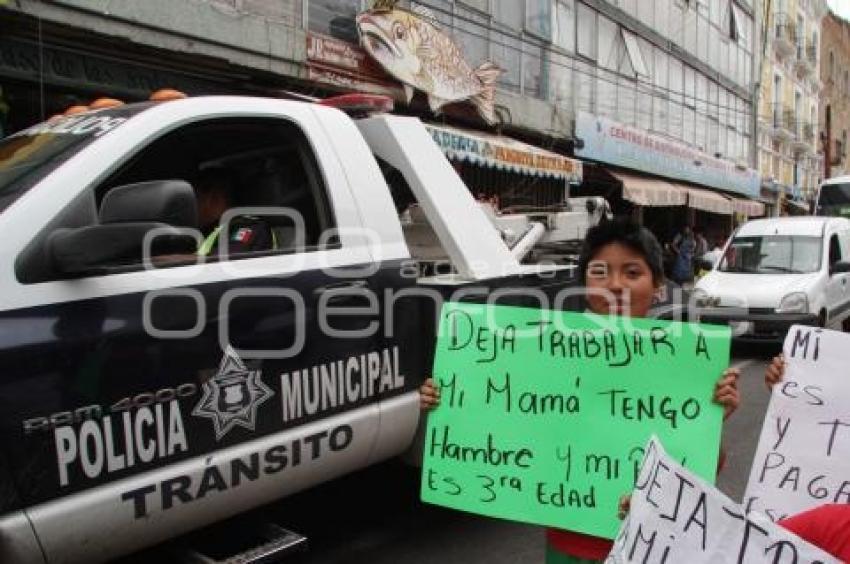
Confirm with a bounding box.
[585,242,658,317]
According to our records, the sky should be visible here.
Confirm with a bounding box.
[827,0,850,22]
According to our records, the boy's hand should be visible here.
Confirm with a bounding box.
[419,378,440,411]
[617,494,631,520]
[713,368,740,420]
[765,355,785,390]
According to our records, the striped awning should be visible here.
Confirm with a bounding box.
[680,185,733,215]
[424,123,582,182]
[610,172,687,207]
[729,198,765,217]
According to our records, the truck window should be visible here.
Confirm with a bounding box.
[97,117,336,265]
[816,182,850,218]
[829,234,842,266]
[0,105,142,214]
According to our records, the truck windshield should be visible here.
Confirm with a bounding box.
[0,105,145,214]
[815,182,850,218]
[719,235,822,274]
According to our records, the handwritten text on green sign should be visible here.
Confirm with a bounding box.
[420,303,731,538]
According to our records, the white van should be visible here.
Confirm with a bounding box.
[694,216,850,341]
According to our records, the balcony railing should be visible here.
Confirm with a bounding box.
[791,120,816,154]
[795,43,818,76]
[806,43,818,64]
[774,14,797,58]
[768,106,796,142]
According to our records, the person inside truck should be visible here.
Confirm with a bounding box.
[419,218,740,563]
[178,166,275,258]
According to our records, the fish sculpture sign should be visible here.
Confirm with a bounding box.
[356,0,503,124]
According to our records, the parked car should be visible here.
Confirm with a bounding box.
[693,216,850,342]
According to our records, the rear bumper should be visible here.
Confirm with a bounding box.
[697,308,819,342]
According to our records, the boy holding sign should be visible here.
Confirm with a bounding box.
[420,219,740,563]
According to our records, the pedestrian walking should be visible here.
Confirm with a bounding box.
[670,225,696,284]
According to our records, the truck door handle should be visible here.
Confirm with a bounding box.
[313,280,368,298]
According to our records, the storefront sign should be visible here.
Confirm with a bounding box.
[575,112,760,198]
[744,326,850,523]
[355,4,501,124]
[306,33,404,99]
[425,123,582,181]
[421,303,730,538]
[0,37,214,97]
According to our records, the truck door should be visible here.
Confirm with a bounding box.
[825,232,850,326]
[0,109,409,563]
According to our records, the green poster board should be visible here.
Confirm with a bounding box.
[420,302,731,539]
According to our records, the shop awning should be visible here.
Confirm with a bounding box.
[610,172,687,207]
[424,123,582,183]
[729,197,765,217]
[680,185,733,215]
[786,199,811,214]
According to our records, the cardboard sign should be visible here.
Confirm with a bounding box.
[744,325,850,522]
[607,437,839,564]
[420,303,730,538]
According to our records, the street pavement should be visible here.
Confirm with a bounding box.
[120,345,779,564]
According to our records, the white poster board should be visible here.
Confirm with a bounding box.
[607,436,838,564]
[744,325,850,521]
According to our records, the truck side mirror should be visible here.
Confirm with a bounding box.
[831,260,850,275]
[695,257,714,272]
[49,180,199,276]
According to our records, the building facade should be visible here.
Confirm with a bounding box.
[820,9,850,179]
[756,0,827,209]
[1,0,765,232]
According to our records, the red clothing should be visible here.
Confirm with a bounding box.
[546,529,612,561]
[779,504,850,561]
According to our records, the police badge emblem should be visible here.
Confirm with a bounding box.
[193,346,274,440]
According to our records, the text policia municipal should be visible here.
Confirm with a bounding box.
[280,347,403,423]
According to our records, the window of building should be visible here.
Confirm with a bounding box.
[728,3,740,42]
[454,5,489,67]
[491,28,522,93]
[669,58,684,137]
[554,0,575,52]
[655,0,670,37]
[308,0,363,43]
[525,0,552,39]
[710,0,723,26]
[637,0,653,27]
[492,0,523,28]
[652,47,669,132]
[772,73,782,124]
[577,2,597,59]
[622,29,650,78]
[597,14,618,71]
[811,30,818,61]
[830,51,836,81]
[523,41,546,98]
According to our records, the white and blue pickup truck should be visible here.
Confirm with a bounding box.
[0,96,605,563]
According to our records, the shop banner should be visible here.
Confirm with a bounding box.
[575,112,761,198]
[424,123,582,182]
[420,303,730,538]
[608,436,839,564]
[744,325,850,522]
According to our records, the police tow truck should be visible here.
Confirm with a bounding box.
[0,94,601,563]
